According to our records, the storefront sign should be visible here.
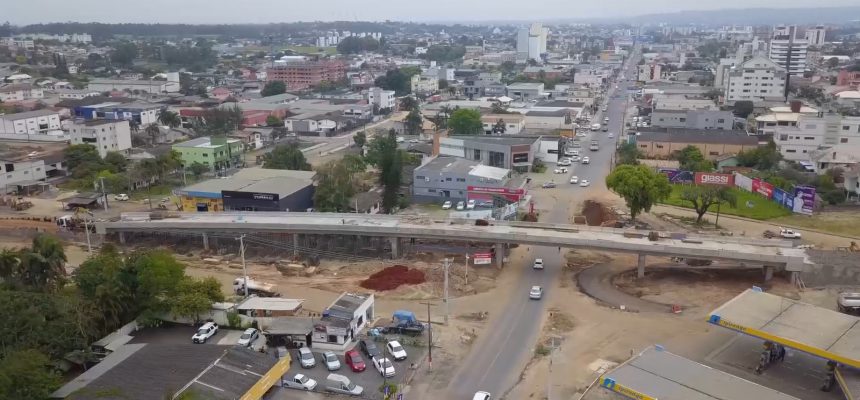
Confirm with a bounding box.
[694,172,734,186]
[734,173,753,192]
[512,153,530,163]
[467,186,525,195]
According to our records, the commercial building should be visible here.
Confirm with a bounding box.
[265,60,347,91]
[438,135,540,171]
[54,89,101,99]
[637,63,664,82]
[462,71,507,98]
[651,109,735,130]
[0,109,61,135]
[635,128,760,159]
[769,26,808,77]
[312,292,375,351]
[516,23,548,63]
[87,78,180,93]
[651,95,718,112]
[176,168,315,212]
[68,120,133,158]
[0,83,43,102]
[773,114,860,162]
[724,56,787,105]
[74,102,162,126]
[481,114,525,135]
[805,25,826,47]
[366,87,396,110]
[412,156,526,203]
[506,82,544,101]
[172,136,245,173]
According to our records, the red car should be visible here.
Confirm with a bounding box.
[345,349,366,372]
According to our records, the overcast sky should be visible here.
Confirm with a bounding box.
[5,0,860,25]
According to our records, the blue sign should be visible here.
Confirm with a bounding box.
[397,394,403,400]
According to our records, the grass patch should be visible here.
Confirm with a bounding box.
[661,185,791,220]
[773,213,860,237]
[130,185,173,201]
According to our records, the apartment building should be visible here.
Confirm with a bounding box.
[804,26,826,47]
[724,56,787,105]
[411,74,439,95]
[769,26,808,77]
[516,23,548,63]
[837,69,860,89]
[754,102,819,136]
[366,87,396,110]
[0,110,61,135]
[774,114,860,162]
[68,120,133,158]
[0,83,44,102]
[462,71,506,98]
[173,136,245,173]
[266,60,347,91]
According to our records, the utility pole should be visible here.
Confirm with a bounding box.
[238,234,248,297]
[98,176,108,211]
[547,336,560,400]
[443,258,450,325]
[420,301,434,370]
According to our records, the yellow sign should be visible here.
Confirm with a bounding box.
[600,377,658,400]
[240,355,291,400]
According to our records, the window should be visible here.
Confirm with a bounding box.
[786,149,796,153]
[742,90,750,93]
[679,118,686,122]
[779,134,788,141]
[202,153,208,157]
[804,137,815,140]
[841,138,848,143]
[844,126,851,131]
[416,176,426,180]
[656,144,664,148]
[445,177,452,182]
[473,149,481,160]
[428,189,436,193]
[456,178,466,182]
[717,119,725,123]
[709,151,719,156]
[805,124,816,129]
[4,163,13,172]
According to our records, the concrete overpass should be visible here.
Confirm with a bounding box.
[97,212,810,278]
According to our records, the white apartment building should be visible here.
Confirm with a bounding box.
[774,114,860,162]
[805,26,826,47]
[0,84,44,102]
[411,74,438,94]
[0,158,47,190]
[69,120,133,158]
[724,56,787,105]
[54,89,101,100]
[0,110,61,135]
[516,23,548,63]
[366,87,396,111]
[637,63,663,82]
[769,25,808,77]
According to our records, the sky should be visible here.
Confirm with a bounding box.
[5,0,860,25]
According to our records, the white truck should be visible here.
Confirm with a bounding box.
[232,277,280,297]
[282,374,317,391]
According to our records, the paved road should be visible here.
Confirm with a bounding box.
[445,55,640,399]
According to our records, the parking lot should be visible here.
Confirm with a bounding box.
[275,336,427,400]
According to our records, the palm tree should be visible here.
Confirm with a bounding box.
[144,123,161,146]
[20,234,67,292]
[157,109,181,129]
[0,248,21,286]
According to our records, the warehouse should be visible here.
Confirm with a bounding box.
[177,168,315,212]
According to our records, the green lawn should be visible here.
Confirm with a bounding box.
[661,185,792,220]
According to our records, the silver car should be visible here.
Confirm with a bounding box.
[529,286,543,300]
[322,351,341,371]
[298,347,316,368]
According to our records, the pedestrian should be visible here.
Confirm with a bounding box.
[778,345,786,362]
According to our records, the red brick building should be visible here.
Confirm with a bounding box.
[837,69,860,89]
[266,60,347,91]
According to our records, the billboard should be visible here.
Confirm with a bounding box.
[751,179,774,199]
[472,252,493,265]
[772,188,793,209]
[659,169,694,184]
[694,172,734,186]
[734,173,753,192]
[792,186,816,215]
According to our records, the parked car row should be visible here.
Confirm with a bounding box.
[442,199,491,210]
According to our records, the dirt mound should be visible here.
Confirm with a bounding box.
[581,200,614,226]
[359,265,427,291]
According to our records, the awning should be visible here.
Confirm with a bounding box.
[263,317,314,336]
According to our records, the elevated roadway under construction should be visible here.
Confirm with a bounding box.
[97,212,810,278]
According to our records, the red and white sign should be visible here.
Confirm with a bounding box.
[472,252,493,265]
[694,172,734,186]
[752,179,774,199]
[467,186,525,195]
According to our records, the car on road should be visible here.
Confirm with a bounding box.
[533,258,544,269]
[345,349,366,372]
[359,339,381,360]
[603,117,609,123]
[473,391,492,400]
[579,179,591,187]
[236,328,258,347]
[608,132,614,138]
[322,351,341,371]
[601,126,608,132]
[298,347,316,368]
[466,199,476,210]
[283,374,317,391]
[582,157,590,164]
[541,181,556,189]
[396,136,405,143]
[409,139,419,143]
[456,201,465,211]
[114,193,129,201]
[387,340,408,361]
[779,228,802,239]
[442,201,453,210]
[558,158,571,166]
[325,373,363,395]
[569,176,579,184]
[529,286,543,300]
[373,357,396,377]
[590,123,601,131]
[553,167,568,174]
[191,322,218,344]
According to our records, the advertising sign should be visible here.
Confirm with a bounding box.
[772,188,792,209]
[792,186,816,215]
[734,173,753,192]
[472,253,493,265]
[694,172,734,186]
[467,186,525,195]
[751,179,774,199]
[659,169,694,184]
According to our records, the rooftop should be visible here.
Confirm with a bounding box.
[452,135,540,146]
[525,109,569,117]
[507,82,545,90]
[176,347,280,400]
[415,156,482,176]
[470,164,510,180]
[0,109,59,120]
[535,100,585,108]
[638,128,758,146]
[173,136,240,149]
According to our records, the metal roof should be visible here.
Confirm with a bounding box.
[237,297,304,311]
[637,129,758,146]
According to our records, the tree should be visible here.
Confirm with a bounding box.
[616,142,642,165]
[171,277,224,324]
[399,96,419,112]
[110,42,138,66]
[827,57,840,69]
[157,109,181,129]
[605,165,672,220]
[266,115,283,127]
[405,108,423,135]
[375,68,420,96]
[192,105,243,137]
[313,159,358,212]
[17,235,67,292]
[448,108,483,135]
[73,246,133,330]
[127,249,187,324]
[336,36,380,54]
[353,131,367,148]
[261,81,286,97]
[103,151,128,173]
[262,143,311,170]
[676,145,713,171]
[732,100,754,118]
[736,141,781,171]
[188,162,210,179]
[379,131,403,213]
[64,144,102,172]
[680,185,738,224]
[703,89,723,100]
[144,123,161,145]
[438,79,449,90]
[0,349,61,400]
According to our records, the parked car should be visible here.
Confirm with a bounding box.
[373,357,396,377]
[322,351,341,371]
[345,349,366,372]
[579,179,591,187]
[466,199,476,210]
[533,258,544,269]
[473,391,492,400]
[191,322,218,344]
[456,201,466,211]
[569,176,579,184]
[442,201,453,210]
[529,286,543,300]
[359,339,381,360]
[582,157,590,164]
[558,158,571,166]
[570,156,580,163]
[298,347,316,368]
[553,167,568,174]
[236,328,258,347]
[387,341,408,361]
[283,374,317,391]
[325,373,363,396]
[542,182,556,189]
[114,193,129,201]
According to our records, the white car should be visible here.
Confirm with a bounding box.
[114,193,129,201]
[236,328,259,347]
[283,374,318,391]
[558,158,571,166]
[473,391,492,400]
[466,199,476,210]
[533,258,544,269]
[387,340,408,361]
[409,139,419,143]
[579,179,591,187]
[582,157,590,164]
[570,156,580,163]
[396,136,405,143]
[373,357,396,377]
[529,286,543,300]
[192,322,218,344]
[608,133,614,138]
[569,176,579,184]
[603,117,609,123]
[456,201,465,211]
[442,201,453,210]
[553,167,568,174]
[779,228,802,239]
[322,351,341,371]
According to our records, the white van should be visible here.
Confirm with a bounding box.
[325,373,363,395]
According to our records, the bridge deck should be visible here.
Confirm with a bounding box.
[709,289,860,368]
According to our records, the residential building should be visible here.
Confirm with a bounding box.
[769,26,808,77]
[516,23,548,63]
[523,66,568,80]
[837,69,860,89]
[810,144,860,173]
[410,74,438,94]
[87,78,180,93]
[412,156,526,203]
[506,82,544,101]
[637,63,664,82]
[481,114,525,135]
[0,83,44,102]
[438,135,541,171]
[68,120,133,158]
[724,56,787,105]
[176,168,315,212]
[805,26,826,47]
[74,102,161,126]
[754,102,819,136]
[0,109,61,135]
[652,95,718,111]
[172,136,245,174]
[651,110,735,130]
[283,113,339,136]
[462,71,506,98]
[265,60,347,91]
[635,128,760,159]
[54,89,101,99]
[366,87,396,110]
[773,114,860,162]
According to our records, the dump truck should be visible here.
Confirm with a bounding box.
[232,276,280,297]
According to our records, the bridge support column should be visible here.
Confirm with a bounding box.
[637,254,646,278]
[202,232,209,251]
[118,232,126,244]
[763,265,774,282]
[495,243,505,268]
[389,237,401,259]
[293,234,300,257]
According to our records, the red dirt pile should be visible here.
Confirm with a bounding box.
[360,265,426,291]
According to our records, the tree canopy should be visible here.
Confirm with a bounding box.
[336,36,380,54]
[605,165,672,220]
[261,81,286,97]
[375,67,421,96]
[448,108,483,135]
[262,143,311,171]
[680,185,738,224]
[675,145,714,172]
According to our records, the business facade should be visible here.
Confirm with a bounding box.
[412,156,527,204]
[177,169,315,212]
[438,135,541,172]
